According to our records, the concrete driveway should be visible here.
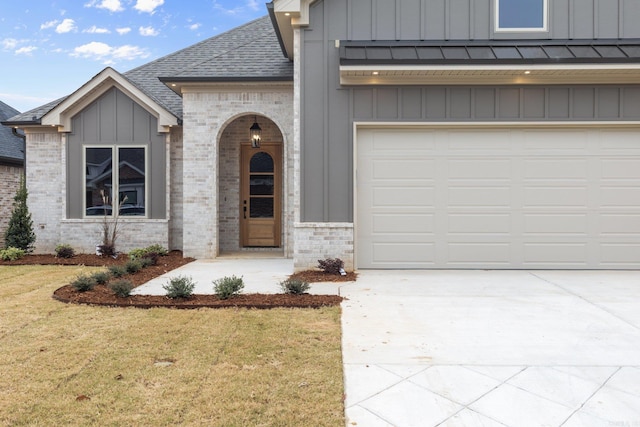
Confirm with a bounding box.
[341,270,640,427]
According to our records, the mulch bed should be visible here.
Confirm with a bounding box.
[3,251,349,309]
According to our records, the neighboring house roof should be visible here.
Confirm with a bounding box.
[340,39,640,65]
[4,15,292,125]
[0,100,24,165]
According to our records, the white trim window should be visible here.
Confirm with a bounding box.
[495,0,548,32]
[84,146,147,218]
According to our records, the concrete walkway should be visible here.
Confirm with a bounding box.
[134,259,640,426]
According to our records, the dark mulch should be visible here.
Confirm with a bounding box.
[3,251,347,309]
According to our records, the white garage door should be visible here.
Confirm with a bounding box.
[356,127,640,269]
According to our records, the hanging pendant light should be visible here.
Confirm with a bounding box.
[250,116,262,148]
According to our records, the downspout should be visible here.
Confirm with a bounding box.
[12,127,26,182]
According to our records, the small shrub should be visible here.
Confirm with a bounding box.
[317,258,344,275]
[163,275,196,299]
[213,275,244,300]
[108,265,128,278]
[109,279,134,297]
[145,244,168,256]
[124,259,143,274]
[92,271,111,285]
[139,256,156,268]
[71,274,97,292]
[279,278,311,295]
[128,248,147,260]
[55,244,75,259]
[0,247,26,261]
[129,245,168,261]
[98,244,116,257]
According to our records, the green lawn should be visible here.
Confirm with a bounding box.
[0,265,344,426]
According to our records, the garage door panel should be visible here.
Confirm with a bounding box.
[372,243,435,265]
[524,159,589,179]
[523,130,589,150]
[523,214,589,235]
[448,187,511,207]
[373,214,434,234]
[600,244,640,265]
[600,187,640,206]
[523,243,589,265]
[447,243,512,265]
[600,215,640,234]
[373,159,435,179]
[601,159,640,178]
[523,187,588,207]
[357,127,640,269]
[448,159,512,178]
[448,214,511,234]
[373,187,434,207]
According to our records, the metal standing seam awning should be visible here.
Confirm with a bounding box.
[339,39,640,85]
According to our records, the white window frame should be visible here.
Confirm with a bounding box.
[495,0,548,33]
[83,145,149,219]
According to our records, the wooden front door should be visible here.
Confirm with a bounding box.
[240,142,282,247]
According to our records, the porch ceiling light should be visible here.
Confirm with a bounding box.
[250,116,262,148]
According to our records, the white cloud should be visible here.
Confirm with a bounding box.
[116,27,131,35]
[40,20,59,30]
[85,0,124,12]
[71,41,149,64]
[139,26,159,36]
[188,23,201,31]
[84,25,111,34]
[246,0,260,11]
[15,46,37,55]
[134,0,164,14]
[56,19,77,34]
[2,38,19,50]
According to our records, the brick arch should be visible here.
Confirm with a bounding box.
[218,114,285,253]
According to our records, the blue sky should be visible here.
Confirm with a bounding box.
[0,1,266,113]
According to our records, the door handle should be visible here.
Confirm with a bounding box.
[243,205,247,219]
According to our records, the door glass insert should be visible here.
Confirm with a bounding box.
[249,152,275,218]
[250,152,274,173]
[250,198,274,218]
[250,175,274,195]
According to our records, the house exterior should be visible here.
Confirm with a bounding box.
[4,0,640,270]
[0,101,25,248]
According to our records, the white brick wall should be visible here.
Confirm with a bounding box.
[169,127,183,251]
[0,164,24,247]
[59,219,169,254]
[25,129,64,253]
[293,222,354,272]
[181,86,294,259]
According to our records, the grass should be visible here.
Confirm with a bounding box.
[0,265,344,426]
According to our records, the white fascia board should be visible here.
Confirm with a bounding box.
[272,0,316,58]
[41,67,178,133]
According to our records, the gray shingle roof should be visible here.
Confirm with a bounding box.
[0,100,24,164]
[4,15,291,124]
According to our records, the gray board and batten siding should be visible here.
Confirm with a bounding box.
[66,87,167,219]
[300,0,640,223]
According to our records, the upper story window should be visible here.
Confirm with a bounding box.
[496,0,548,32]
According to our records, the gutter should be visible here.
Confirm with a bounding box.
[10,127,26,180]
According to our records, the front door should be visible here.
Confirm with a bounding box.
[240,142,282,247]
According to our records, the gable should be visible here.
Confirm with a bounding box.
[41,67,178,133]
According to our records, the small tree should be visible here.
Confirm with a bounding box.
[4,177,36,252]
